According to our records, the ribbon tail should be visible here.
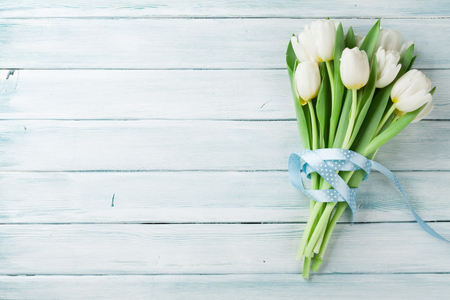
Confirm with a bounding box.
[371,161,449,243]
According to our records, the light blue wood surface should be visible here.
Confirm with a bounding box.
[0,1,449,298]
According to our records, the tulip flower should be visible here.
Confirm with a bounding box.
[340,47,370,90]
[294,61,321,105]
[375,47,401,88]
[291,20,337,63]
[309,20,337,62]
[391,69,432,116]
[375,28,402,52]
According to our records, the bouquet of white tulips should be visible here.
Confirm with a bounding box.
[286,19,437,279]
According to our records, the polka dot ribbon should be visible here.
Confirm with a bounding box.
[288,148,449,242]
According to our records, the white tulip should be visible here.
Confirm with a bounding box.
[291,31,316,63]
[375,28,402,52]
[400,41,414,56]
[340,47,370,90]
[309,20,337,62]
[291,20,337,63]
[294,61,321,104]
[412,101,434,123]
[375,47,401,88]
[391,69,432,115]
[354,34,365,48]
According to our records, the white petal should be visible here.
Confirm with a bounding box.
[412,101,434,123]
[376,64,401,88]
[394,90,432,112]
[391,70,419,100]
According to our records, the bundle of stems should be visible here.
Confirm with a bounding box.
[286,20,435,279]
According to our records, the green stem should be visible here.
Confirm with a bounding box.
[296,202,324,260]
[307,101,319,150]
[312,201,347,272]
[325,61,335,112]
[373,104,396,138]
[326,61,336,147]
[304,202,335,258]
[390,114,400,125]
[313,220,327,254]
[342,89,358,149]
[304,170,354,259]
[308,100,320,212]
[297,101,321,261]
[311,153,378,271]
[302,256,312,279]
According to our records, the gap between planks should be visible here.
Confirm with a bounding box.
[1,272,450,276]
[0,220,449,225]
[0,17,450,20]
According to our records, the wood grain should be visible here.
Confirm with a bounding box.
[0,171,448,223]
[0,120,447,171]
[1,0,448,18]
[1,274,449,300]
[0,223,448,275]
[0,19,447,69]
[0,69,447,120]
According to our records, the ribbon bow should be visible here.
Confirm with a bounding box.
[288,148,448,242]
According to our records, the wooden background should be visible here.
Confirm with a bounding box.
[0,1,449,299]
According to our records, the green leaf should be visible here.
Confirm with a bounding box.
[430,86,436,95]
[363,104,425,156]
[286,34,297,71]
[407,55,417,72]
[359,19,380,59]
[316,62,331,148]
[398,44,414,76]
[351,88,390,154]
[329,23,346,147]
[332,89,352,148]
[348,55,378,148]
[345,26,356,49]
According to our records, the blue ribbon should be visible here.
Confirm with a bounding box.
[288,148,449,242]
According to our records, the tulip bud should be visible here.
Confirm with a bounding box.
[375,47,401,88]
[391,69,433,115]
[309,20,337,62]
[375,28,402,52]
[340,47,370,90]
[294,61,321,105]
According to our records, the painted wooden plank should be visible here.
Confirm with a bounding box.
[1,0,448,18]
[0,19,447,69]
[1,274,449,300]
[0,120,447,171]
[0,223,448,274]
[0,69,447,120]
[0,171,448,223]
